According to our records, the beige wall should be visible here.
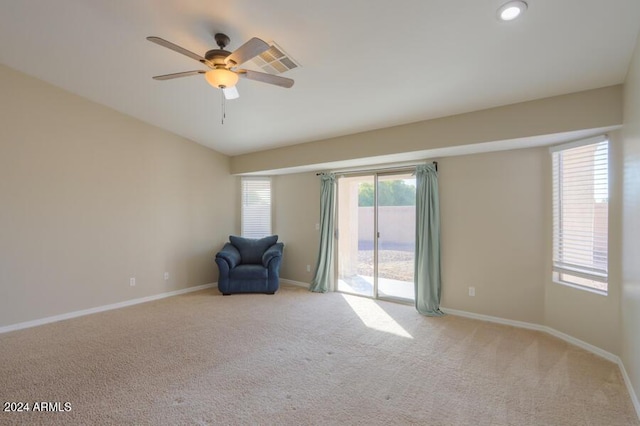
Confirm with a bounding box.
[272,173,320,283]
[0,65,236,327]
[439,148,546,324]
[231,85,622,175]
[622,30,640,411]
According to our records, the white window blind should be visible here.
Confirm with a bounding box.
[241,177,272,238]
[551,136,608,293]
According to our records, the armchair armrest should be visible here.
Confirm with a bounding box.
[262,242,284,267]
[216,243,241,269]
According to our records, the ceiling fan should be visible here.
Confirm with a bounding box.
[147,33,294,100]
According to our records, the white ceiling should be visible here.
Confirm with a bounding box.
[1,0,639,156]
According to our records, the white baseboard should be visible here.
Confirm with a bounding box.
[442,306,639,420]
[541,325,619,363]
[441,307,545,332]
[280,278,310,289]
[441,306,618,362]
[619,358,640,420]
[0,283,217,334]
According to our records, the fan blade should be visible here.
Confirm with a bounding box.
[225,37,270,67]
[147,36,206,64]
[152,70,205,80]
[239,70,294,88]
[223,86,240,100]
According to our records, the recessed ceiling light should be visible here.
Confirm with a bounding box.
[497,0,528,21]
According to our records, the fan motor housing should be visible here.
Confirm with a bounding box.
[205,49,231,67]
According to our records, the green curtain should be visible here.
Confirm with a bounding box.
[414,164,444,316]
[310,173,336,293]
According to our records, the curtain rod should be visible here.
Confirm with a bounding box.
[316,161,437,176]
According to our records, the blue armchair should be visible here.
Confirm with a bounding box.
[215,235,284,295]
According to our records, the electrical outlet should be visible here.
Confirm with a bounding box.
[306,265,311,272]
[164,272,169,280]
[468,286,475,297]
[315,223,320,230]
[130,277,136,287]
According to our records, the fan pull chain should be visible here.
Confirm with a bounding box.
[221,90,226,125]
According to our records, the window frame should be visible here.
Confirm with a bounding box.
[550,135,609,295]
[240,176,273,239]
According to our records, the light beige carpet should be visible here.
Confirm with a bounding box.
[0,285,637,425]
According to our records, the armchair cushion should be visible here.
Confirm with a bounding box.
[230,264,269,280]
[215,243,241,269]
[262,242,284,267]
[230,235,278,264]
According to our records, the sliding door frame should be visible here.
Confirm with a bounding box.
[335,167,415,303]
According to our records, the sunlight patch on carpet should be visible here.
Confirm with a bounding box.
[342,294,413,339]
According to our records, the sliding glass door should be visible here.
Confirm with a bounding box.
[376,172,416,301]
[337,174,375,298]
[337,171,416,302]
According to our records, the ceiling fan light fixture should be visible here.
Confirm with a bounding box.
[497,0,527,21]
[205,68,239,89]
